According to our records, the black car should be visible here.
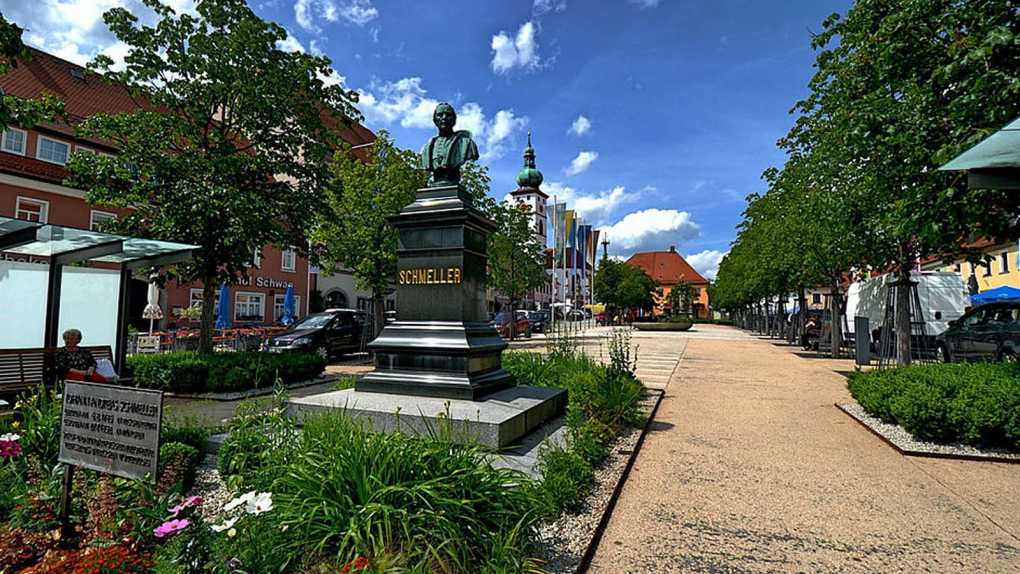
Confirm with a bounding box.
[525,310,550,333]
[936,302,1020,363]
[265,308,369,360]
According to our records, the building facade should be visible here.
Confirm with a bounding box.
[0,48,375,330]
[626,247,711,319]
[920,238,1020,293]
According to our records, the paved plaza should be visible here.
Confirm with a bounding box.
[591,325,1020,573]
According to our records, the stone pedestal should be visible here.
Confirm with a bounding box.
[357,184,514,400]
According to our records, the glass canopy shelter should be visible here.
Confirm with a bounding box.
[0,216,197,371]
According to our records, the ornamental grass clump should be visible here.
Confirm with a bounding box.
[266,412,544,573]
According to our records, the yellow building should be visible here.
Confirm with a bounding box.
[920,239,1020,292]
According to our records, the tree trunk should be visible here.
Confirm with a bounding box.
[830,280,841,359]
[199,279,216,354]
[371,289,385,339]
[798,287,807,339]
[895,265,912,366]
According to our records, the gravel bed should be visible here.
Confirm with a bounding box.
[533,391,659,574]
[188,454,232,522]
[838,402,1020,462]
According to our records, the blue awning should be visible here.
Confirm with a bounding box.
[971,285,1020,305]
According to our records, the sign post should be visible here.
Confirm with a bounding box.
[57,381,163,541]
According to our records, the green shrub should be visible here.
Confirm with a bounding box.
[158,441,200,493]
[538,442,594,514]
[160,416,210,452]
[217,392,297,490]
[848,363,1020,451]
[126,352,326,394]
[262,412,544,572]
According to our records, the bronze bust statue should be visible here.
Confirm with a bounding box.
[420,102,479,186]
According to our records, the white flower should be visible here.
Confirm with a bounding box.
[0,433,20,442]
[211,516,238,532]
[223,491,256,512]
[246,492,273,515]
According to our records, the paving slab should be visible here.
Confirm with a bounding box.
[590,324,1020,573]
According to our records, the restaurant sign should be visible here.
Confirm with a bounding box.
[58,381,164,482]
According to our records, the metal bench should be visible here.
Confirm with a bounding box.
[0,345,121,397]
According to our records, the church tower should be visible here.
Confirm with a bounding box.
[510,132,548,246]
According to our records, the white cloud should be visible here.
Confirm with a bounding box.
[544,182,637,224]
[7,0,197,68]
[357,77,529,160]
[685,249,726,280]
[568,115,591,136]
[296,0,377,32]
[277,33,306,53]
[598,209,700,256]
[491,21,542,74]
[629,0,661,8]
[533,0,567,16]
[565,151,598,176]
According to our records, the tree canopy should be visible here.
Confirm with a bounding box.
[64,0,360,351]
[0,14,64,132]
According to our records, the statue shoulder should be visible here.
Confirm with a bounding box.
[455,131,480,160]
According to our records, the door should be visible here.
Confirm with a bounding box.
[329,312,356,354]
[958,307,1001,359]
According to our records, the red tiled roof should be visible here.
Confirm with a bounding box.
[0,47,376,156]
[626,249,708,285]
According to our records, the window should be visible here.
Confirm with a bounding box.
[954,263,962,273]
[15,197,48,223]
[274,294,302,321]
[249,247,262,268]
[188,288,220,311]
[89,210,116,231]
[281,248,296,272]
[36,136,70,165]
[984,257,993,277]
[1,128,26,155]
[325,290,348,309]
[234,292,264,321]
[811,293,822,305]
[1001,252,1010,275]
[357,297,372,311]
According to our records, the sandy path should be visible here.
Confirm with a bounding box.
[590,325,1020,573]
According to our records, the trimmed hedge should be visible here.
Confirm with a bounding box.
[847,363,1020,452]
[127,351,326,394]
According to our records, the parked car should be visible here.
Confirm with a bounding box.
[524,310,550,333]
[264,308,369,360]
[935,302,1020,363]
[494,311,531,339]
[566,309,586,321]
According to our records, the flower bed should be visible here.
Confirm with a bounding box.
[127,351,327,394]
[847,363,1020,452]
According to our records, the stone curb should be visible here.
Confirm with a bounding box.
[164,374,341,401]
[835,403,1020,465]
[575,387,666,573]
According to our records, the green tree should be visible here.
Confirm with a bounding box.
[0,14,64,132]
[488,200,547,337]
[64,0,360,352]
[313,131,427,335]
[595,259,655,318]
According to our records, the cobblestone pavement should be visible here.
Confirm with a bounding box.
[590,325,1020,573]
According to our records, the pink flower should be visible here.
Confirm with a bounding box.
[154,519,190,538]
[0,439,21,459]
[169,495,204,515]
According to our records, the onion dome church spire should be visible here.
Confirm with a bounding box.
[515,131,544,190]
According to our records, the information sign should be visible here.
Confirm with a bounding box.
[58,381,163,482]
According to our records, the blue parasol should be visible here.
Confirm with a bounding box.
[971,285,1020,305]
[215,284,232,329]
[280,285,296,325]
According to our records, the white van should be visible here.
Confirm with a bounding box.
[844,271,969,345]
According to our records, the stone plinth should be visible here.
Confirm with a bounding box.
[357,184,514,400]
[285,385,567,448]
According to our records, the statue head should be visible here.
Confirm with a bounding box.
[433,102,456,136]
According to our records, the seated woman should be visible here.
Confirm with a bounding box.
[54,328,105,383]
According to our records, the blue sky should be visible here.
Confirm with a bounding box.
[5,0,851,278]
